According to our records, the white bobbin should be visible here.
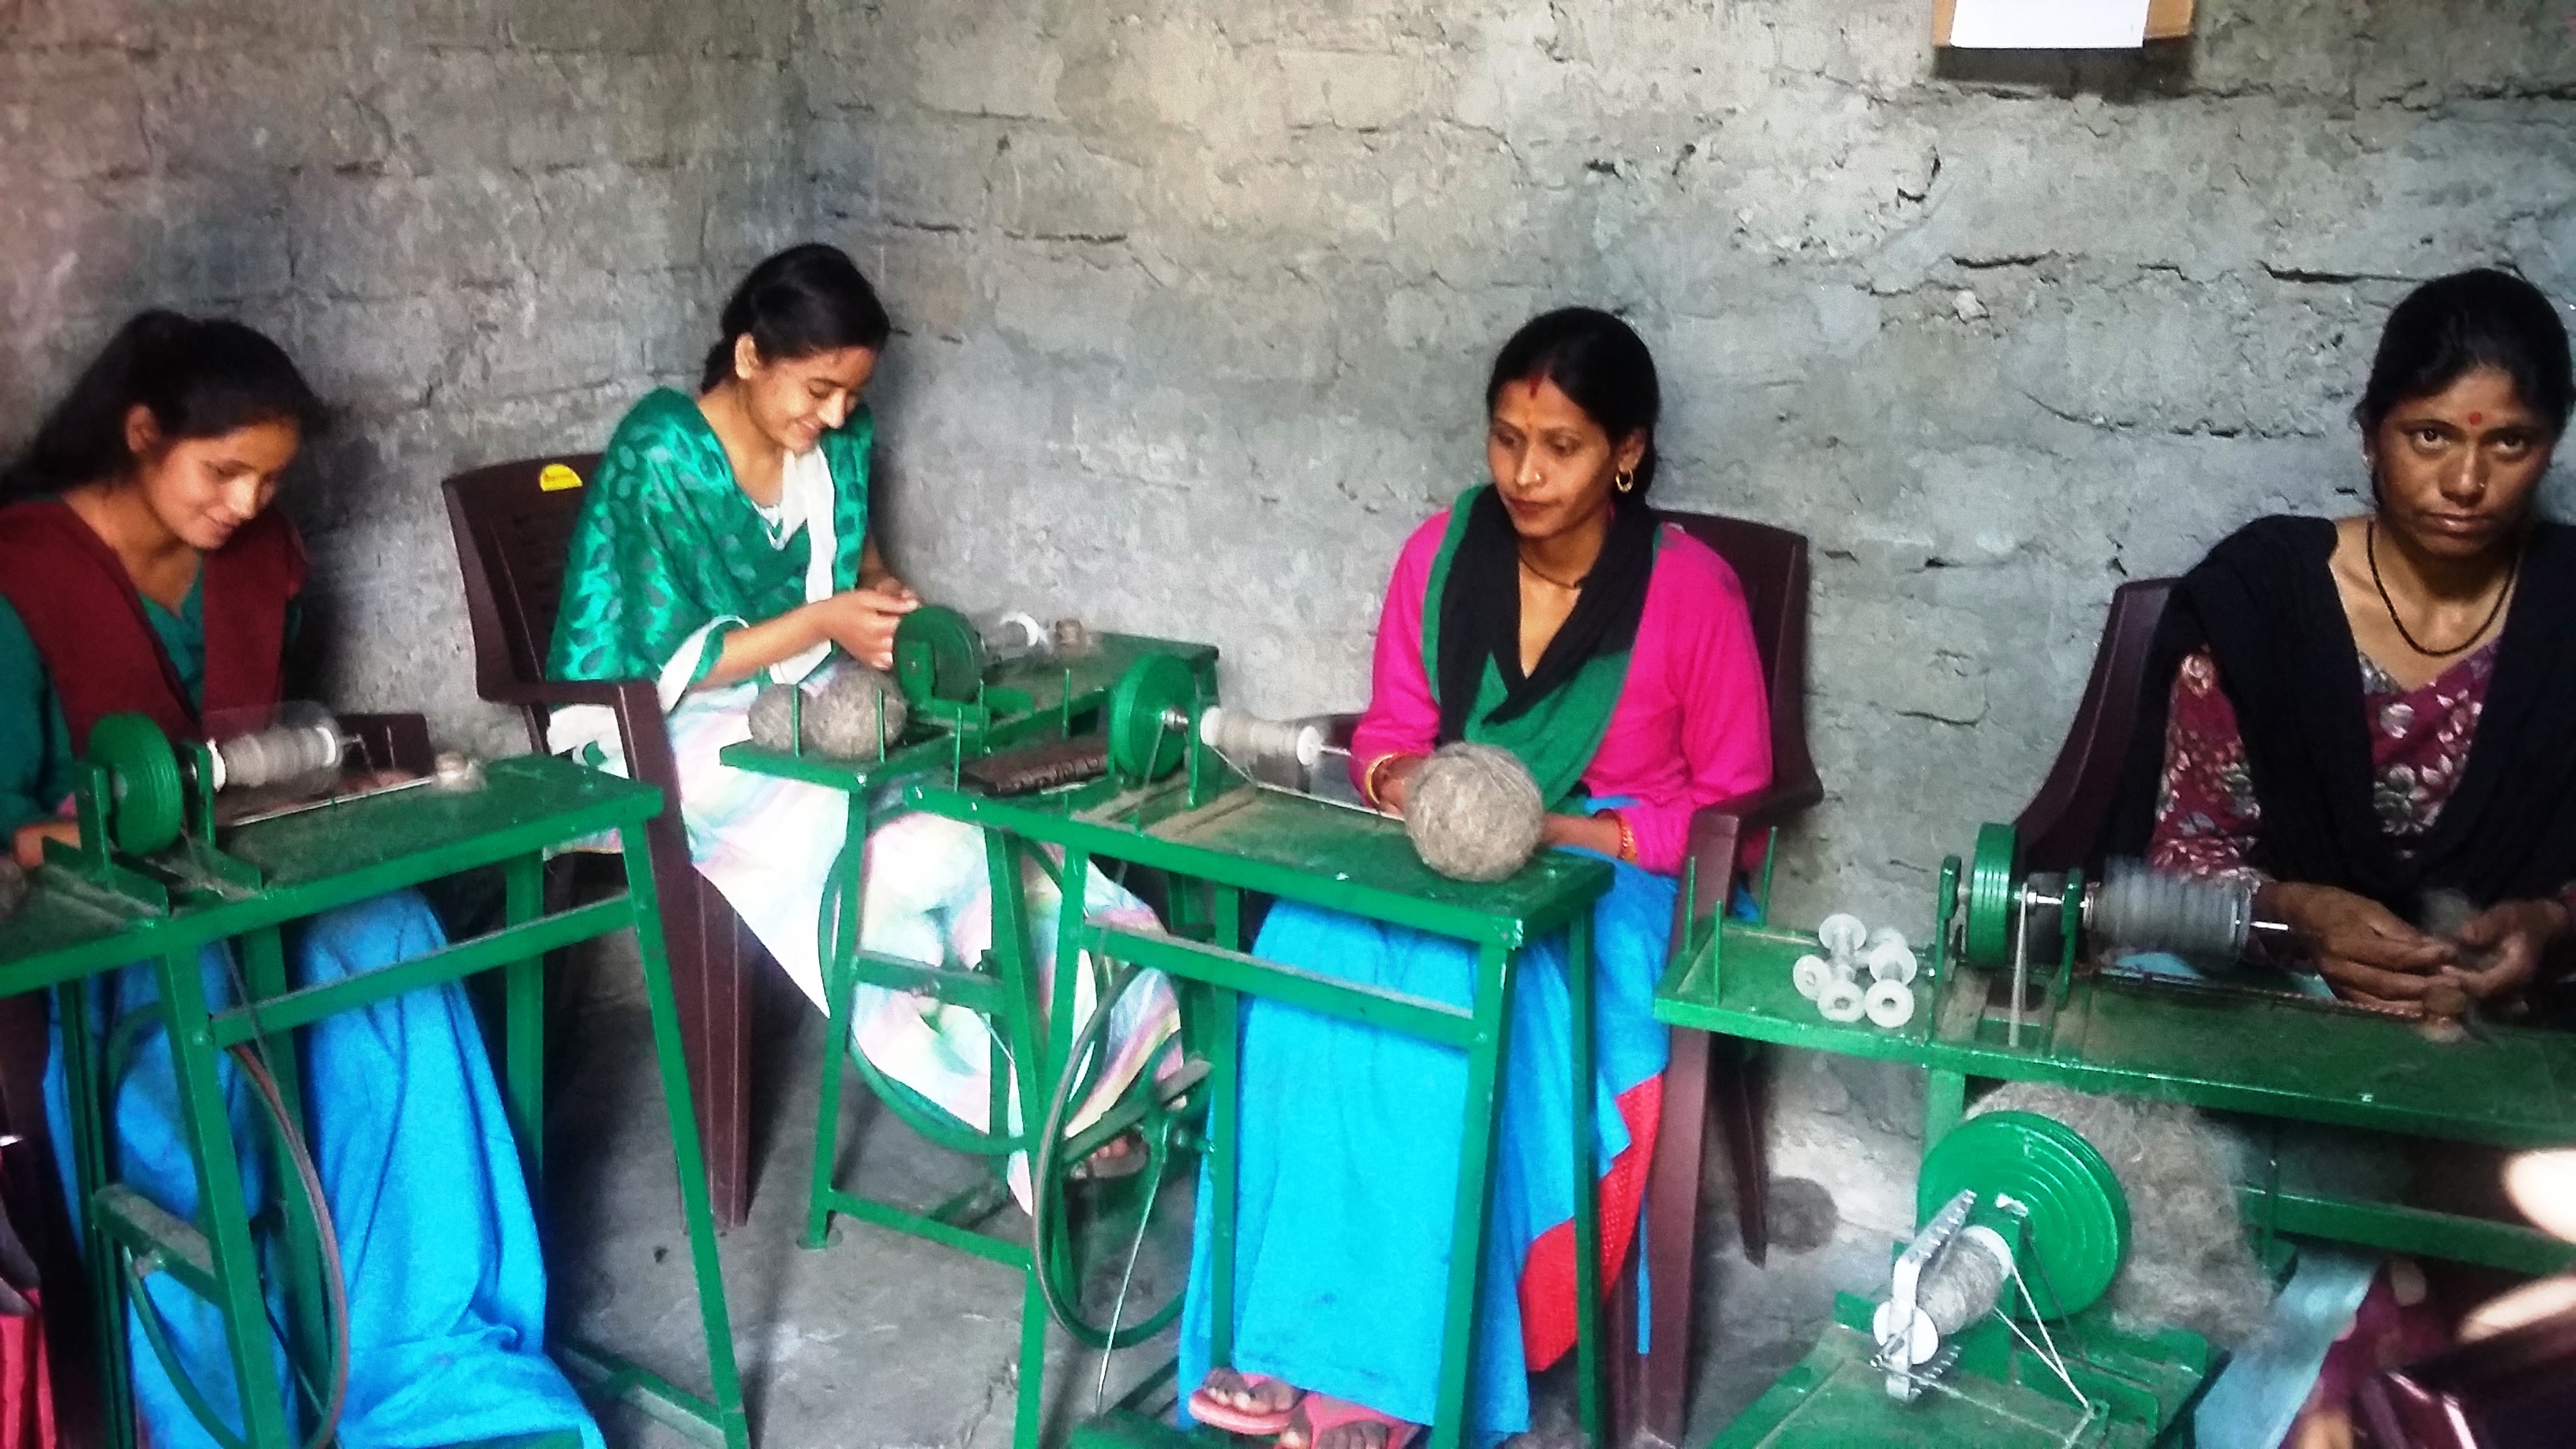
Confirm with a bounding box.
[1864,979,1916,1029]
[1818,977,1866,1024]
[1865,938,1919,985]
[1792,954,1833,1001]
[1816,912,1868,959]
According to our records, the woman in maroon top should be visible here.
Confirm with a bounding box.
[2117,268,2576,1017]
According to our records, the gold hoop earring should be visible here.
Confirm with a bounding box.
[1615,468,1635,494]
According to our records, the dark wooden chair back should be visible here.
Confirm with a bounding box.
[1663,513,1823,820]
[441,449,767,1230]
[442,453,602,748]
[2012,578,2175,873]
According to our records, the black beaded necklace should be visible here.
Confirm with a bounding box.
[2365,518,2518,658]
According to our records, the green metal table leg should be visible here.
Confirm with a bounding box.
[806,795,874,1251]
[1206,891,1243,1376]
[151,945,297,1448]
[982,831,1052,1449]
[1923,1069,1968,1147]
[1567,908,1602,1445]
[57,977,139,1449]
[502,852,548,1191]
[238,926,334,1428]
[1015,1266,1049,1449]
[617,825,751,1449]
[1429,943,1518,1449]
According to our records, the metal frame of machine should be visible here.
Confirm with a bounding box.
[1657,819,2576,1443]
[889,648,1619,1449]
[724,620,1243,1449]
[6,728,747,1449]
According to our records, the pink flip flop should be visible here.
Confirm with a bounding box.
[1187,1373,1301,1436]
[1285,1394,1419,1449]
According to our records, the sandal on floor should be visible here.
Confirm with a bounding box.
[1286,1394,1418,1449]
[1187,1373,1301,1436]
[1068,1129,1150,1182]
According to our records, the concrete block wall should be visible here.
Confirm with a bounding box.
[804,0,2576,945]
[0,0,811,754]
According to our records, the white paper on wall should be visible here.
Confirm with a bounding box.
[1948,0,2151,49]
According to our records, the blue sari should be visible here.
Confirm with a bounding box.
[47,889,601,1449]
[1178,847,1676,1443]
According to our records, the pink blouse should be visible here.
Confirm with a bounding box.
[1350,510,1774,876]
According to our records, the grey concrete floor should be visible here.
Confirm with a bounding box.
[539,951,1895,1449]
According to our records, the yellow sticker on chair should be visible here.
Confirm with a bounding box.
[538,463,583,492]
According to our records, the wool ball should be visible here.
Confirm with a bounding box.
[1404,743,1544,883]
[749,665,911,760]
[1971,1083,2273,1348]
[0,858,22,920]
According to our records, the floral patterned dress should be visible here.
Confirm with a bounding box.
[2148,643,2496,885]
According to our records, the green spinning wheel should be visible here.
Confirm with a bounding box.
[1918,1110,2129,1320]
[88,713,188,856]
[1029,964,1210,1350]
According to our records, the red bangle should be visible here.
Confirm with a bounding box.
[1610,811,1637,864]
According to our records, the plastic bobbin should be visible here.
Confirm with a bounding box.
[1792,954,1833,1001]
[1865,937,1919,985]
[1818,976,1866,1024]
[1817,912,1868,959]
[1864,978,1916,1029]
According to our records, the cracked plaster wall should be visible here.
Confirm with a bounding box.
[810,0,2576,959]
[808,3,2576,1241]
[1,0,811,754]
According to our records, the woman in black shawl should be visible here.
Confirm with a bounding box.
[2110,269,2576,1016]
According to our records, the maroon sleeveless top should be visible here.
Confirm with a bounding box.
[0,498,304,753]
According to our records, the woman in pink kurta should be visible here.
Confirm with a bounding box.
[1179,309,1772,1449]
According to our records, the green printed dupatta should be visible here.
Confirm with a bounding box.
[548,388,872,695]
[1422,485,1660,809]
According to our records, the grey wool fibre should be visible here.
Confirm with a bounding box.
[1971,1082,2273,1349]
[1406,743,1544,883]
[749,665,911,760]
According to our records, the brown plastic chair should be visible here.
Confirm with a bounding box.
[1620,513,1823,1448]
[443,453,764,1230]
[2011,578,2175,871]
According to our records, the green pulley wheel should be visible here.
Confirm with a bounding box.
[1030,964,1208,1350]
[88,713,186,856]
[893,605,987,706]
[1963,821,2019,969]
[1106,653,1196,783]
[1919,1110,2128,1320]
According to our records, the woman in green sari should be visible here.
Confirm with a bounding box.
[546,245,1174,1189]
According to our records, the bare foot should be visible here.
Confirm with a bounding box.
[1195,1368,1298,1420]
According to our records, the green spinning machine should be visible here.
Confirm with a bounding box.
[7,709,748,1449]
[1660,822,2576,1447]
[747,636,1624,1449]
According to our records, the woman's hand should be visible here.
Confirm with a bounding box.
[1541,812,1626,859]
[12,821,74,871]
[2447,897,2570,1002]
[2261,881,2454,1013]
[1369,754,1425,814]
[807,584,921,671]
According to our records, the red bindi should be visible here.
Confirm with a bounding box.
[2469,411,2484,425]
